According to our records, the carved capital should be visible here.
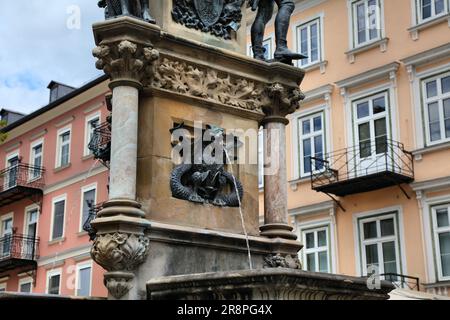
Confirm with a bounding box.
[259,83,305,120]
[93,40,159,89]
[263,253,302,270]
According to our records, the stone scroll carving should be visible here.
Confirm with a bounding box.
[264,253,302,269]
[172,0,245,39]
[93,40,160,87]
[152,58,265,112]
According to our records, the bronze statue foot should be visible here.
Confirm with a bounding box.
[274,48,307,65]
[142,11,156,24]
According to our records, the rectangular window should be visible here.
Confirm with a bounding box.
[47,271,61,295]
[351,0,382,47]
[358,212,401,278]
[423,73,450,145]
[417,0,448,23]
[296,18,321,67]
[19,279,33,293]
[76,263,92,296]
[1,216,13,257]
[302,226,331,273]
[298,113,325,177]
[258,130,264,188]
[57,129,71,168]
[5,155,19,189]
[85,114,100,156]
[30,142,43,179]
[432,205,450,280]
[52,198,65,240]
[25,208,39,239]
[81,187,96,231]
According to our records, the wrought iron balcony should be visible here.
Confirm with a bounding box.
[0,164,45,206]
[88,121,111,168]
[0,234,39,272]
[381,273,420,291]
[310,139,414,197]
[83,202,104,241]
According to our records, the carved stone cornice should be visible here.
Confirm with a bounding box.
[93,40,159,89]
[151,58,265,113]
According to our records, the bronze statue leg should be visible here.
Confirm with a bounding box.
[121,0,130,15]
[250,0,274,61]
[273,0,305,63]
[140,0,155,23]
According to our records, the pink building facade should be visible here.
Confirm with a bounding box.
[0,76,110,297]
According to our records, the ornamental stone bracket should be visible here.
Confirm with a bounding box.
[263,253,302,269]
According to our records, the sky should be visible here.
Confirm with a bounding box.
[0,1,105,114]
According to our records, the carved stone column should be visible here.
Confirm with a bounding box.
[90,17,159,299]
[259,83,305,241]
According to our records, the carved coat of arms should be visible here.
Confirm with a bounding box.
[172,0,244,39]
[193,0,224,27]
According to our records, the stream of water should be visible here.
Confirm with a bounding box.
[224,150,253,270]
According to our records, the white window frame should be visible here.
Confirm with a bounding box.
[258,129,264,189]
[75,261,93,297]
[46,268,62,295]
[296,217,337,274]
[55,126,72,168]
[247,34,275,60]
[353,207,407,278]
[298,112,326,178]
[18,277,34,293]
[4,151,20,190]
[421,71,450,146]
[29,139,44,181]
[79,184,97,232]
[23,204,40,238]
[291,103,332,181]
[431,204,450,281]
[84,112,101,157]
[349,0,385,49]
[1,213,14,238]
[294,15,324,68]
[50,194,67,241]
[0,283,6,292]
[415,0,449,24]
[301,225,332,273]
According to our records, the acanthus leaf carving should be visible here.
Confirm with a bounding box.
[91,232,150,272]
[263,253,302,270]
[93,40,159,87]
[151,58,265,113]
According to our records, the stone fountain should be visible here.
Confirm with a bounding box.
[89,0,394,300]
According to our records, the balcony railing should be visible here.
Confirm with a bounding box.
[310,139,414,197]
[83,202,104,241]
[0,164,45,206]
[0,234,39,271]
[381,273,420,291]
[88,121,111,168]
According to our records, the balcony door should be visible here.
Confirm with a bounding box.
[353,93,391,177]
[4,156,19,190]
[1,217,13,258]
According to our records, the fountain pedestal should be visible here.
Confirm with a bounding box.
[89,4,394,299]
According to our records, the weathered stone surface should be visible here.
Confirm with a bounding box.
[147,269,395,300]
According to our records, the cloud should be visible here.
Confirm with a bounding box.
[0,0,105,114]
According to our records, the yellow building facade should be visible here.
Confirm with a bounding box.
[248,0,450,296]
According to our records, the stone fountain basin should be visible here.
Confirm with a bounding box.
[147,268,394,300]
